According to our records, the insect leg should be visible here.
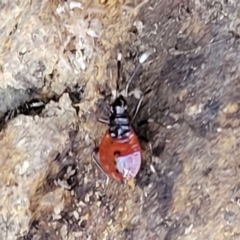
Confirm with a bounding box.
[125,64,141,96]
[98,118,110,124]
[131,94,145,124]
[148,142,161,178]
[91,149,109,179]
[131,88,152,124]
[148,142,153,156]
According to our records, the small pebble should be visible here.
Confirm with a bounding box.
[85,194,90,202]
[118,207,123,212]
[74,231,83,237]
[107,219,113,225]
[73,210,79,220]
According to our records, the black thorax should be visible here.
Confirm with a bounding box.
[108,95,131,139]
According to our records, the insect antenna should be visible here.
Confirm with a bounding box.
[131,87,152,124]
[115,51,122,98]
[126,50,154,123]
[125,50,154,96]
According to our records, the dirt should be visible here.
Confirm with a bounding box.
[1,0,240,239]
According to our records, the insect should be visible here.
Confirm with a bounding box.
[92,50,153,182]
[4,99,45,122]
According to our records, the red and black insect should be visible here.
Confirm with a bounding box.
[92,51,152,182]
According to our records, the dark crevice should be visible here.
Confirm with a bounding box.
[0,84,85,131]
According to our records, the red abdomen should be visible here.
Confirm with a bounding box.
[98,128,142,181]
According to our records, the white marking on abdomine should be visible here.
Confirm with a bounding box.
[126,131,131,136]
[128,133,134,138]
[110,132,116,137]
[116,151,141,178]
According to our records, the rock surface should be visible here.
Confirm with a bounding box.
[1,0,240,239]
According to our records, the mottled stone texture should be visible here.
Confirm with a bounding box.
[1,0,240,239]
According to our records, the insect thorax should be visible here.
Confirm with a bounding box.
[109,95,131,139]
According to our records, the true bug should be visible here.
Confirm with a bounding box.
[92,50,153,182]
